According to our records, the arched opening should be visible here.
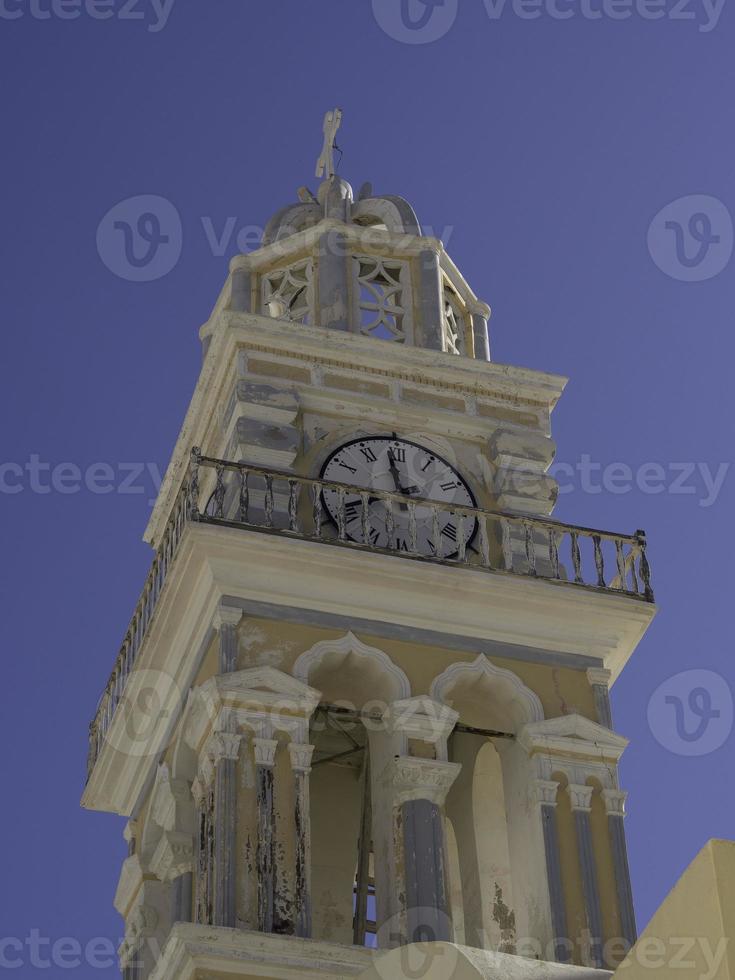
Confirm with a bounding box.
[433,656,550,953]
[294,633,410,947]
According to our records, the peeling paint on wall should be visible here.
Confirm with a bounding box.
[493,882,517,955]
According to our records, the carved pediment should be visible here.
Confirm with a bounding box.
[183,668,321,750]
[519,713,628,762]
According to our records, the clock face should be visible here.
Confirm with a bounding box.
[320,436,476,557]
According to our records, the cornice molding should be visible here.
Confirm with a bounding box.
[145,312,566,547]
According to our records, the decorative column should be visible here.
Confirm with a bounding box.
[288,741,315,938]
[215,604,242,674]
[317,227,349,331]
[567,784,604,969]
[416,248,445,351]
[170,871,193,925]
[469,300,491,361]
[534,778,570,963]
[392,756,461,944]
[192,767,215,926]
[253,735,279,933]
[587,668,613,729]
[229,256,253,313]
[602,789,636,949]
[211,729,242,928]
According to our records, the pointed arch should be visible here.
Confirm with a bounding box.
[292,631,410,704]
[430,655,544,731]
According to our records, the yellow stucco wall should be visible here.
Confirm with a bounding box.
[615,839,735,979]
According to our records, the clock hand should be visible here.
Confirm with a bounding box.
[386,451,411,511]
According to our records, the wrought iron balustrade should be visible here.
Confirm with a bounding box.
[86,449,653,782]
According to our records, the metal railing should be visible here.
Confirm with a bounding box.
[85,483,191,779]
[86,449,653,781]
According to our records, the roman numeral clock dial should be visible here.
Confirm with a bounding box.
[320,437,477,556]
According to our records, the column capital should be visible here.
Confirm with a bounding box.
[586,667,612,688]
[602,788,628,817]
[194,757,214,794]
[389,756,461,807]
[253,736,279,768]
[213,604,243,630]
[209,731,242,765]
[229,253,254,274]
[533,778,560,807]
[288,742,315,774]
[150,830,194,882]
[567,783,594,812]
[191,776,204,806]
[468,299,491,319]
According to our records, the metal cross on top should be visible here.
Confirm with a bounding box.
[315,107,343,179]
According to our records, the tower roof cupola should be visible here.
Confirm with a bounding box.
[214,109,491,360]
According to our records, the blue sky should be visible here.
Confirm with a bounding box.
[1,0,734,974]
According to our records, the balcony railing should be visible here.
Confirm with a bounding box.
[86,450,654,780]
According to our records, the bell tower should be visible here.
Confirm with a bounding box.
[83,111,656,980]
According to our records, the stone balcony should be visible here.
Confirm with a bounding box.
[83,451,655,814]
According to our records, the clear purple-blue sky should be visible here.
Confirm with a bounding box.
[2,0,734,974]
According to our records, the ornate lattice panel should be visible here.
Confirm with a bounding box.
[354,256,408,342]
[442,285,467,355]
[261,260,313,324]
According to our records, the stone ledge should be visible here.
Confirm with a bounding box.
[150,924,375,980]
[149,927,613,980]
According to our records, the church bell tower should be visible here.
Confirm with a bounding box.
[83,111,656,980]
